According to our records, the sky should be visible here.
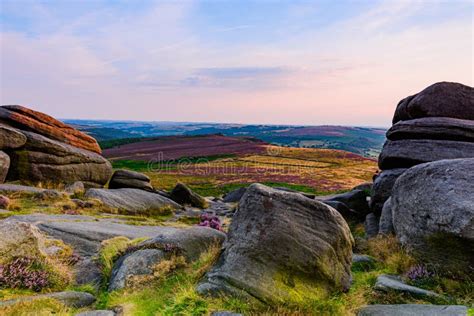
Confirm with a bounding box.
[0,0,472,127]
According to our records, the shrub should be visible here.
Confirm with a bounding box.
[198,213,222,231]
[0,257,49,291]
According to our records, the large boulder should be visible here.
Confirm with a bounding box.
[0,123,26,149]
[138,226,226,262]
[391,158,474,276]
[387,117,474,142]
[7,131,112,187]
[108,249,165,291]
[370,169,407,216]
[109,169,153,191]
[197,184,353,304]
[378,139,474,170]
[392,82,474,124]
[170,183,208,208]
[0,151,9,183]
[85,188,180,214]
[109,227,225,291]
[0,105,101,153]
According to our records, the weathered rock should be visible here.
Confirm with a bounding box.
[85,188,180,214]
[138,226,226,262]
[392,82,474,124]
[222,187,247,203]
[170,183,208,208]
[388,117,474,142]
[0,183,47,194]
[0,123,26,149]
[364,213,379,239]
[109,249,165,291]
[378,198,394,235]
[374,274,441,297]
[76,311,115,316]
[109,226,225,291]
[0,105,101,153]
[74,258,103,285]
[0,151,9,183]
[197,184,354,304]
[0,195,9,209]
[109,169,153,191]
[0,221,49,264]
[370,169,407,216]
[378,139,474,170]
[358,304,468,316]
[7,131,112,187]
[391,158,474,276]
[0,291,95,308]
[324,189,370,217]
[65,181,85,195]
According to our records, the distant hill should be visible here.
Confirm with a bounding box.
[64,119,386,157]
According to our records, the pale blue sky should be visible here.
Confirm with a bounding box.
[1,0,472,126]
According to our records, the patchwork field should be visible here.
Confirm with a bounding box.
[104,135,378,196]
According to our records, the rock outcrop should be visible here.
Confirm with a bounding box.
[109,169,153,191]
[0,105,101,153]
[7,131,112,187]
[391,158,474,276]
[0,123,27,149]
[371,82,474,216]
[197,184,353,304]
[0,105,112,187]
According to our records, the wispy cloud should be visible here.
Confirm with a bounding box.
[0,0,472,125]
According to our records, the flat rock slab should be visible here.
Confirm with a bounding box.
[85,188,181,214]
[358,304,468,316]
[0,291,95,308]
[387,117,474,142]
[0,183,49,194]
[6,214,191,257]
[374,274,441,297]
[378,139,474,170]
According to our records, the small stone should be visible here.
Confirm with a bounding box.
[65,181,85,195]
[374,274,441,298]
[0,195,10,209]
